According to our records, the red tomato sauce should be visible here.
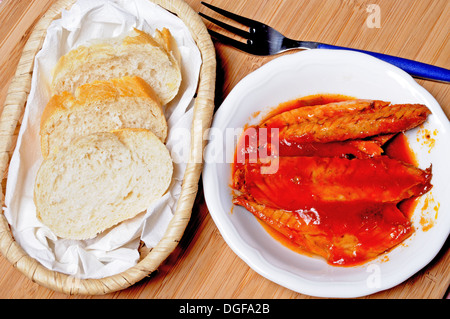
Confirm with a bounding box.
[232,94,421,266]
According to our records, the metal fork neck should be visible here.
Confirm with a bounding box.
[282,38,319,50]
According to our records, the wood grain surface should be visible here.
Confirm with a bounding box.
[0,0,449,299]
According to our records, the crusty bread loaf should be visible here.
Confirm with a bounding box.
[34,129,173,240]
[40,76,168,158]
[51,28,182,105]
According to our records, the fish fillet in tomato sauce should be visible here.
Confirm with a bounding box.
[261,99,431,144]
[231,94,433,266]
[233,197,413,266]
[234,156,432,210]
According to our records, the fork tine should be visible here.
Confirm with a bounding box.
[199,12,250,39]
[201,1,263,28]
[207,29,252,54]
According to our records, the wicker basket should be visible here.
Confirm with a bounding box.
[0,0,216,295]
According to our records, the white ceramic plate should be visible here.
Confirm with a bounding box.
[202,49,450,298]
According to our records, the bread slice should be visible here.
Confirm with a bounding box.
[40,76,167,158]
[34,128,173,240]
[51,28,182,105]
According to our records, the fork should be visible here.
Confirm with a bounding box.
[199,2,450,83]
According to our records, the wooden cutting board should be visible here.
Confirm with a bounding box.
[0,0,448,299]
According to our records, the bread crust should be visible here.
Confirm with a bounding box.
[51,28,182,104]
[40,76,168,157]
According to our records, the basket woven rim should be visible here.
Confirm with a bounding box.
[0,0,216,295]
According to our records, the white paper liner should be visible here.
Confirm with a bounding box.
[3,0,202,279]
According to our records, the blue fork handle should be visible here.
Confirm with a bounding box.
[317,43,450,83]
